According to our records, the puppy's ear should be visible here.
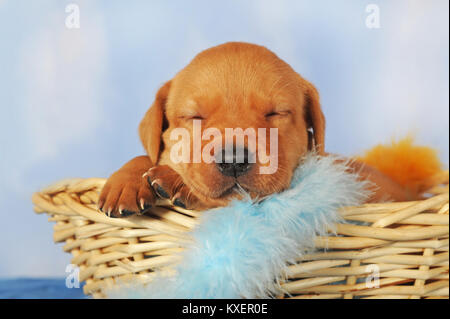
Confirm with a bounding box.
[303,80,326,155]
[139,81,171,165]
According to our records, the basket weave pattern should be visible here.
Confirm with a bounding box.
[32,171,449,299]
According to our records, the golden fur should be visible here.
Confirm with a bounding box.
[98,42,413,217]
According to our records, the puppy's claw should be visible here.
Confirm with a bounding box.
[172,192,186,208]
[121,210,135,217]
[139,199,152,212]
[156,186,170,199]
[173,198,186,209]
[97,199,104,212]
[118,205,136,217]
[152,180,170,199]
[146,165,201,210]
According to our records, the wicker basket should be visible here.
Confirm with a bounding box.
[32,171,449,299]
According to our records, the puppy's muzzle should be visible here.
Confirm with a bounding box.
[216,147,253,177]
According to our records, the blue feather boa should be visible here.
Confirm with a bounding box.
[107,153,370,298]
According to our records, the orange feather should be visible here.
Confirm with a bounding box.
[357,137,443,195]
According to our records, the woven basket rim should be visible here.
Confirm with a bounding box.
[32,170,449,299]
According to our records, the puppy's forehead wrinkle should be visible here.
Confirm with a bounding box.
[174,45,298,102]
[268,75,286,97]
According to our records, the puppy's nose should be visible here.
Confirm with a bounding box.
[216,147,253,177]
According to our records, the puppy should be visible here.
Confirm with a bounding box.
[98,42,412,217]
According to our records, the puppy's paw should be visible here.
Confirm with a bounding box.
[98,170,156,218]
[146,165,200,210]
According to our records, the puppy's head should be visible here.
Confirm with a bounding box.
[140,42,325,208]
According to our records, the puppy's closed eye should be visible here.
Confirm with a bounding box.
[265,110,291,118]
[179,115,204,121]
[178,109,205,121]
